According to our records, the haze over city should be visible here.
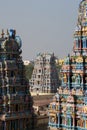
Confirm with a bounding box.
[0,0,81,60]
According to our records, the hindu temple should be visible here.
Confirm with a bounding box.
[30,53,58,93]
[0,29,33,130]
[48,0,87,130]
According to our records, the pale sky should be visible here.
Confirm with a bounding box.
[0,0,81,60]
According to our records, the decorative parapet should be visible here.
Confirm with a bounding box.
[58,87,84,96]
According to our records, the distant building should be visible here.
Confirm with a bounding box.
[30,53,59,93]
[23,60,30,65]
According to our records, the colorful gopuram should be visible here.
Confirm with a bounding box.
[0,29,33,130]
[48,0,87,130]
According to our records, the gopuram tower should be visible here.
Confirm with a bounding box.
[0,29,33,130]
[30,53,58,93]
[48,0,87,130]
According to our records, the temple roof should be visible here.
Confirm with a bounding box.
[77,0,87,26]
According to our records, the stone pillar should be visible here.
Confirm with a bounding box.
[57,113,60,128]
[68,74,70,89]
[3,121,6,130]
[73,116,75,128]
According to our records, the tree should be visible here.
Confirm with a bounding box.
[56,62,62,86]
[24,63,34,80]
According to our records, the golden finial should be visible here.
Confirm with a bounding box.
[6,29,9,35]
[1,29,4,38]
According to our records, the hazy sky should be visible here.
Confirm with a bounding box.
[0,0,81,60]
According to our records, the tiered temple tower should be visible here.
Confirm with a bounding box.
[30,53,58,93]
[0,29,33,130]
[48,0,87,130]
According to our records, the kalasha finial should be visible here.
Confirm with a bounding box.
[1,29,4,38]
[6,29,9,36]
[9,29,16,39]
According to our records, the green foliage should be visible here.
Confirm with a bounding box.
[56,64,62,73]
[25,63,34,80]
[56,63,62,85]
